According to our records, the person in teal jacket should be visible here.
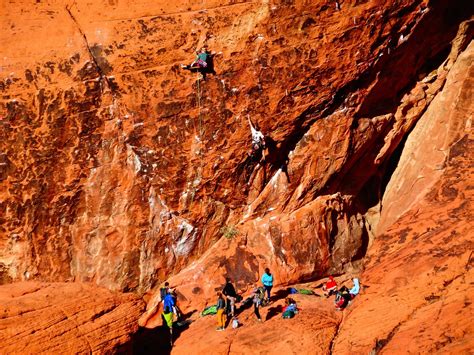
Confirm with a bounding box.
[261,268,273,302]
[349,278,360,296]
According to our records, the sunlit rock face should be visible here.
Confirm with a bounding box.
[0,282,145,353]
[144,35,474,354]
[0,0,471,303]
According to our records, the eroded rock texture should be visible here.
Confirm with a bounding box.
[145,36,474,354]
[1,0,473,351]
[0,282,145,353]
[2,0,470,292]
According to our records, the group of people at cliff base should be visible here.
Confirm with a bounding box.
[215,268,276,330]
[159,272,360,344]
[323,276,360,311]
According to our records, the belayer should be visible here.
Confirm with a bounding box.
[222,277,239,317]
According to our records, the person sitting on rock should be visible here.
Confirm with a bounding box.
[216,292,226,331]
[349,277,360,296]
[322,276,338,297]
[282,297,298,318]
[222,277,238,317]
[334,283,358,311]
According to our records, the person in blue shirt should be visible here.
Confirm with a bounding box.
[261,268,273,302]
[163,292,175,312]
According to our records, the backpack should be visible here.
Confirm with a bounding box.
[201,305,218,316]
[282,309,295,319]
[232,318,239,329]
[298,288,315,295]
[257,287,266,303]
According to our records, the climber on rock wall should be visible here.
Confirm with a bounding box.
[181,46,216,80]
[247,115,266,160]
[163,289,182,321]
[160,281,170,301]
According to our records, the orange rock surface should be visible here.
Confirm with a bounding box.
[0,0,473,352]
[143,13,474,354]
[0,281,145,353]
[3,0,456,290]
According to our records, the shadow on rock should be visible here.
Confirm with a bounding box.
[122,318,192,355]
[265,304,283,321]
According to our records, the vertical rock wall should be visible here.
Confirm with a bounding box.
[1,0,472,295]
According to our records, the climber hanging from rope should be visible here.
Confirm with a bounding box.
[181,46,216,80]
[247,115,266,161]
[243,115,268,189]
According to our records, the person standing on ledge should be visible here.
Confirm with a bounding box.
[222,277,238,317]
[216,292,227,331]
[261,268,274,302]
[162,306,174,346]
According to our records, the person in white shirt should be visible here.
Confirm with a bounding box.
[247,115,266,161]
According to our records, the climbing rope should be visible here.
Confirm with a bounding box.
[196,72,204,139]
[188,72,205,205]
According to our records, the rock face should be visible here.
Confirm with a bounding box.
[0,281,145,353]
[141,37,474,354]
[4,0,470,293]
[333,38,474,354]
[1,0,473,352]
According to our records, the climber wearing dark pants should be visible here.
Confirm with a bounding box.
[181,47,216,80]
[247,115,266,161]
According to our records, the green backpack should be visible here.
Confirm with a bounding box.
[201,305,218,316]
[298,288,315,295]
[282,309,295,319]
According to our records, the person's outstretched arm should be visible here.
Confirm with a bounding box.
[247,115,255,130]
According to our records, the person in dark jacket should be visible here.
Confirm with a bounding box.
[222,277,238,317]
[216,292,226,331]
[160,281,170,301]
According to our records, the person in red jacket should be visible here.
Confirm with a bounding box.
[323,276,338,297]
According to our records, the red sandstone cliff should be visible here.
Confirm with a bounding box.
[1,0,473,352]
